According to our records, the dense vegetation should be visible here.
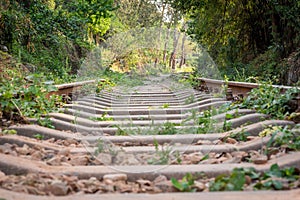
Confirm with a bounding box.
[0,0,115,83]
[169,0,300,84]
[1,0,299,84]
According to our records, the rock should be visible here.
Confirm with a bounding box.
[103,174,127,182]
[63,138,78,146]
[194,181,205,191]
[225,152,233,159]
[103,178,114,185]
[16,145,31,155]
[115,152,140,165]
[61,162,71,167]
[62,175,79,191]
[121,156,140,165]
[0,170,7,182]
[245,175,252,185]
[31,151,43,160]
[189,152,204,164]
[252,155,268,164]
[230,151,247,158]
[0,170,5,177]
[95,153,112,165]
[88,177,98,182]
[0,144,13,154]
[69,155,89,166]
[33,145,43,151]
[218,156,229,163]
[196,140,212,145]
[46,181,69,196]
[153,175,168,184]
[47,138,56,143]
[58,148,70,156]
[173,143,182,146]
[213,139,222,144]
[26,185,45,195]
[225,138,238,144]
[153,176,176,192]
[154,180,176,192]
[247,136,258,141]
[12,185,28,193]
[114,152,127,164]
[116,182,134,193]
[249,150,260,156]
[137,179,152,187]
[222,157,241,164]
[200,158,219,164]
[122,142,133,146]
[46,156,62,166]
[85,177,101,192]
[0,45,8,52]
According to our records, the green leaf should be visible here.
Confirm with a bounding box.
[272,180,283,190]
[225,113,234,119]
[200,154,209,162]
[2,129,17,135]
[171,177,184,191]
[262,180,273,188]
[227,171,246,191]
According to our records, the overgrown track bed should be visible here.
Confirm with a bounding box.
[1,75,300,199]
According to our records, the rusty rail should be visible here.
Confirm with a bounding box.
[198,77,297,96]
[46,79,108,100]
[197,77,300,112]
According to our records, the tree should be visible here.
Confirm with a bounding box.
[168,0,300,83]
[114,0,161,29]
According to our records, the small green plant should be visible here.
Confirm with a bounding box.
[171,173,197,192]
[209,168,246,191]
[222,120,232,132]
[147,139,172,165]
[161,103,170,109]
[253,164,299,190]
[115,125,129,136]
[158,122,177,135]
[2,129,17,135]
[269,126,300,151]
[222,75,229,95]
[174,150,182,164]
[200,154,209,162]
[237,83,299,119]
[219,113,234,132]
[0,72,63,123]
[94,139,118,156]
[96,79,115,93]
[33,134,44,140]
[185,95,195,104]
[38,117,55,129]
[228,129,250,142]
[258,126,281,137]
[197,110,214,134]
[182,106,234,134]
[94,139,105,155]
[210,164,300,191]
[89,113,113,121]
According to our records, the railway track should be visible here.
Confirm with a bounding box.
[198,77,300,101]
[1,75,300,199]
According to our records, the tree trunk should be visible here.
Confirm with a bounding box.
[179,25,187,68]
[169,29,179,70]
[163,28,170,63]
[154,1,166,69]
